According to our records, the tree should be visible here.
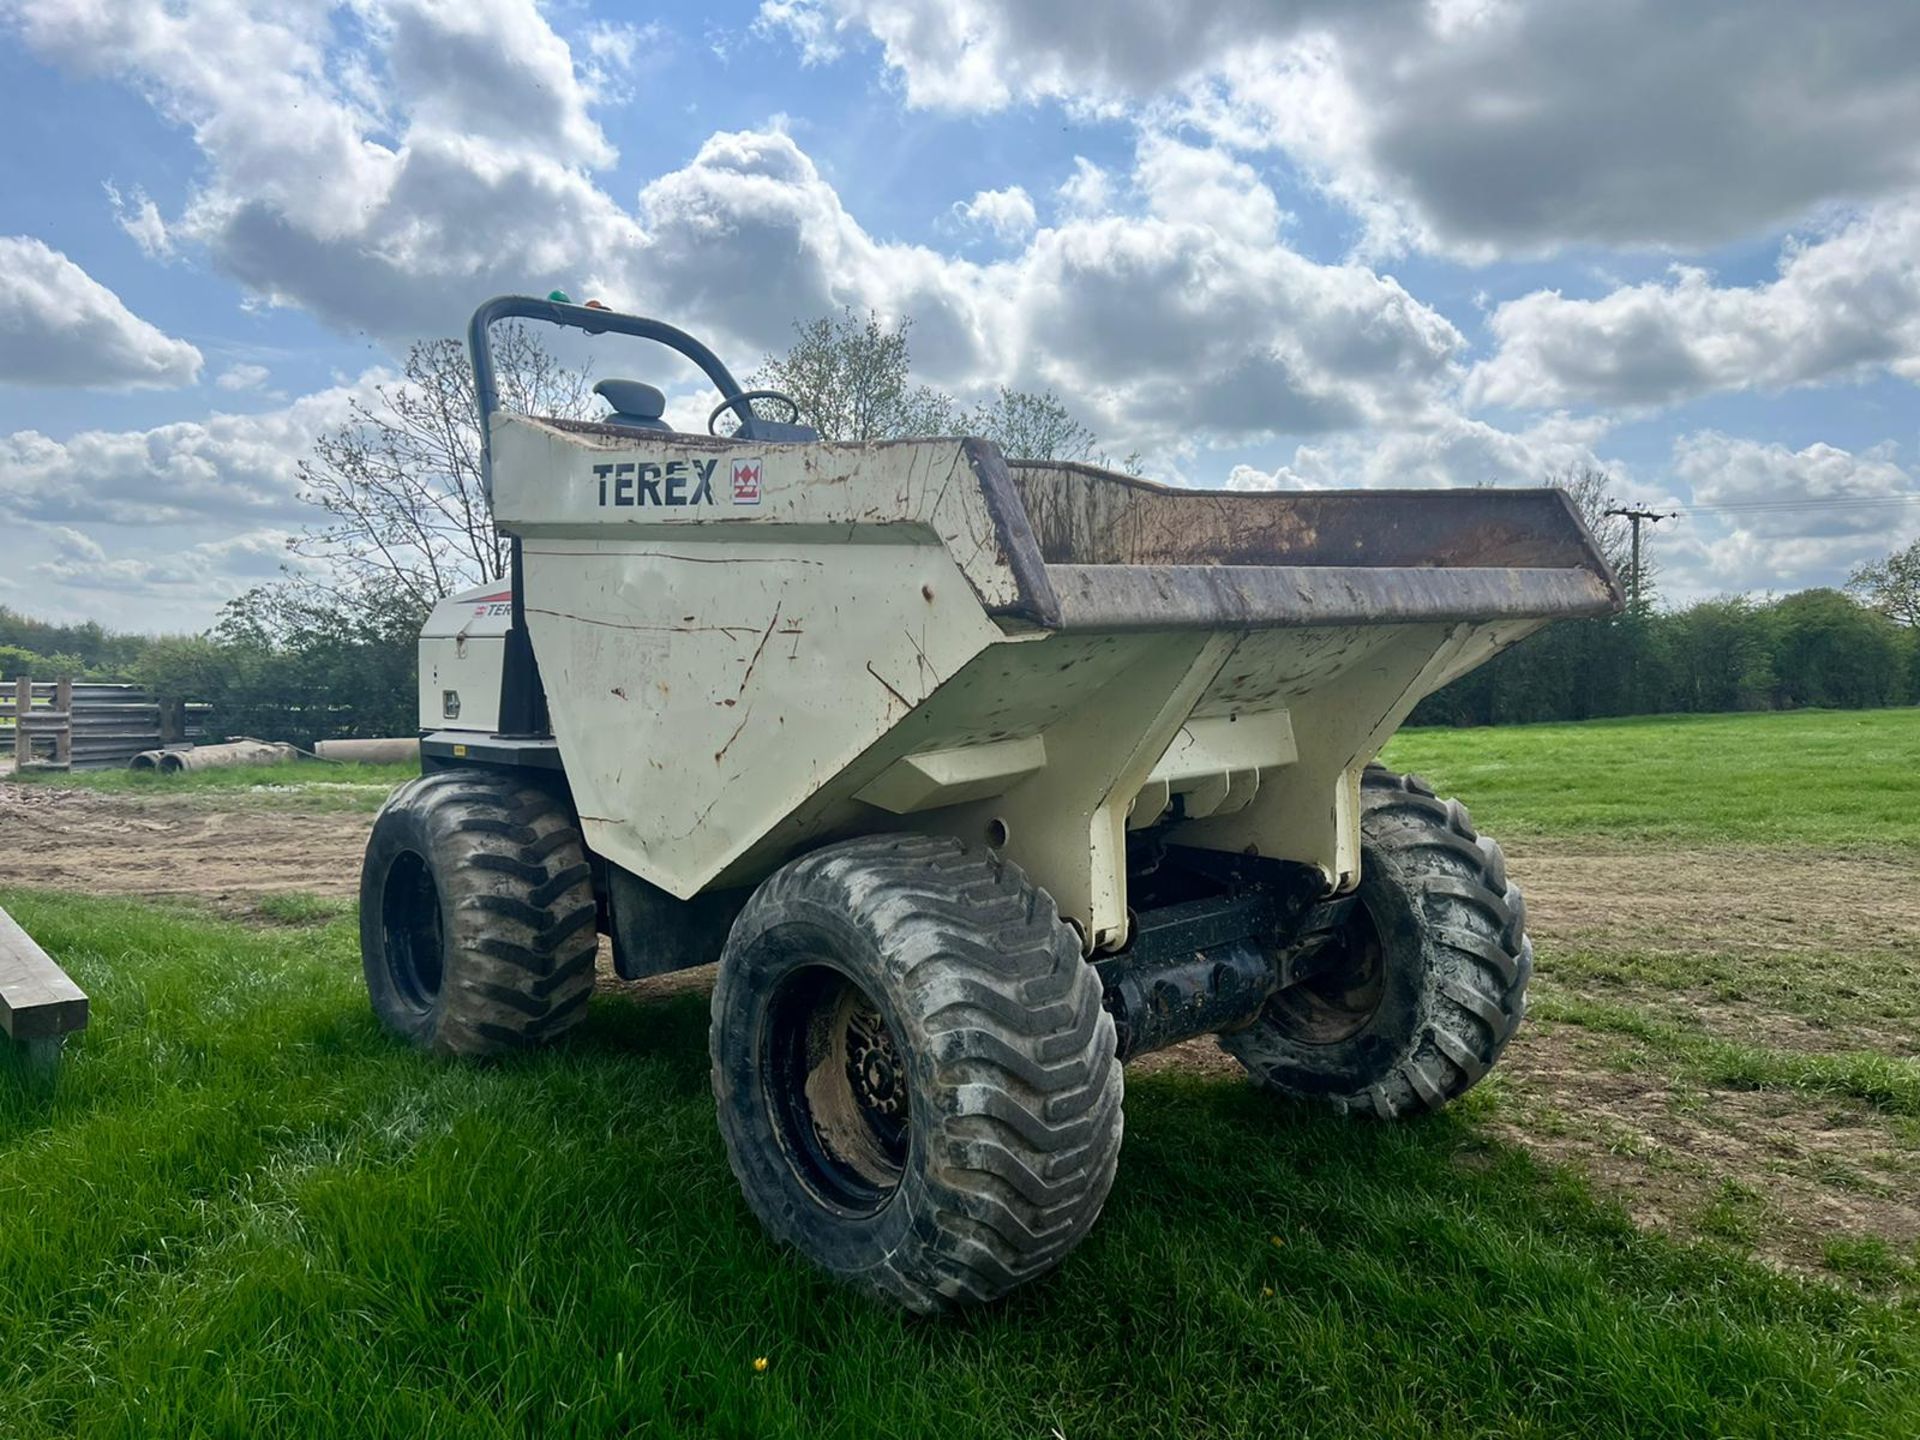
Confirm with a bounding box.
[965,387,1097,464]
[1546,465,1635,588]
[1766,588,1905,709]
[751,310,956,443]
[1666,596,1775,712]
[1847,537,1920,629]
[752,308,1121,463]
[290,325,593,610]
[137,582,430,742]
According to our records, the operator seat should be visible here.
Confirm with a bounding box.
[594,378,672,432]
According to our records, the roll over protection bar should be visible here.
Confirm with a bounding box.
[466,295,760,498]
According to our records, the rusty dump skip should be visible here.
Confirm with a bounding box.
[1006,460,1623,631]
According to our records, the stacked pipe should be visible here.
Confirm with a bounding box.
[128,740,301,772]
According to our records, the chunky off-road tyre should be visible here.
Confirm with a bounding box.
[711,834,1123,1312]
[1222,766,1530,1118]
[359,770,597,1056]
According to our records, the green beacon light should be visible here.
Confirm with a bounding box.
[547,289,572,304]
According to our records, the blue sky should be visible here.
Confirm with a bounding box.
[1,0,1918,631]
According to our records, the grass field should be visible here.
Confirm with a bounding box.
[2,707,1918,1436]
[1386,707,1920,850]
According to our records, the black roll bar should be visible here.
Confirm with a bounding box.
[466,294,761,493]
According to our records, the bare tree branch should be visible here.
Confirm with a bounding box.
[288,324,592,602]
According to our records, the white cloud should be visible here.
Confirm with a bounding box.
[1056,157,1112,217]
[5,3,1465,455]
[757,0,1297,112]
[1227,411,1615,493]
[215,362,271,391]
[373,0,616,168]
[754,0,845,65]
[105,182,172,258]
[1664,433,1920,597]
[951,185,1037,242]
[1675,433,1914,540]
[1468,202,1920,412]
[17,523,296,623]
[629,129,1465,449]
[0,236,202,388]
[7,0,642,339]
[580,18,668,93]
[763,0,1920,256]
[0,375,378,525]
[1134,135,1285,246]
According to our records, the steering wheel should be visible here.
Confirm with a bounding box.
[708,389,804,436]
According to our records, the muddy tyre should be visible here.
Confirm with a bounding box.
[710,834,1123,1312]
[1222,766,1530,1118]
[359,770,598,1056]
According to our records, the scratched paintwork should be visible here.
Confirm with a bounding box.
[469,418,1621,952]
[492,416,1030,615]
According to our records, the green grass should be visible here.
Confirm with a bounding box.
[250,892,359,926]
[1386,707,1920,848]
[4,891,1920,1438]
[8,760,416,812]
[1823,1238,1914,1289]
[1531,994,1920,1118]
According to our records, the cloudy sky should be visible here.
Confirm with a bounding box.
[2,0,1918,632]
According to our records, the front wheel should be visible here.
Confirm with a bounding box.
[710,835,1124,1312]
[1222,767,1531,1118]
[359,770,598,1056]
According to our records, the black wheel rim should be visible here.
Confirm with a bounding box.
[381,850,444,1012]
[764,964,911,1215]
[1267,897,1388,1045]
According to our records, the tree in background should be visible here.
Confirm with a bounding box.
[0,609,148,678]
[120,326,593,741]
[289,325,593,612]
[1848,537,1920,630]
[1665,596,1775,712]
[1548,465,1634,582]
[753,309,1119,463]
[135,582,424,743]
[1767,588,1907,710]
[965,386,1098,464]
[751,311,957,443]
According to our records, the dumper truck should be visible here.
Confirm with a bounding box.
[359,295,1622,1311]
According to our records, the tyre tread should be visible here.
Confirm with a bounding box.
[711,834,1122,1312]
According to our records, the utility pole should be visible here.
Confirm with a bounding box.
[1604,505,1676,612]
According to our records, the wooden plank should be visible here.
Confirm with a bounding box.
[0,906,88,1041]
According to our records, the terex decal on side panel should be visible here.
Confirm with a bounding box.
[592,456,765,508]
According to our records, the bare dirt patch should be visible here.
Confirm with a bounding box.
[1515,835,1920,959]
[1486,1018,1920,1282]
[0,782,371,902]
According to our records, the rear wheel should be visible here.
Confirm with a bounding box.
[1222,766,1531,1118]
[359,770,598,1056]
[710,835,1123,1312]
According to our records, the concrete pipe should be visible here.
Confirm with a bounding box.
[312,737,421,764]
[158,740,301,772]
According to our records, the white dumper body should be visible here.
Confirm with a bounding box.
[371,296,1620,1312]
[424,421,1616,955]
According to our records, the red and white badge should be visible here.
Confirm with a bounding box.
[730,458,763,505]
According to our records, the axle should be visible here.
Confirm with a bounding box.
[1093,853,1359,1063]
